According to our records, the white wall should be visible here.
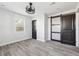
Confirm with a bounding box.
[75,3,79,47]
[33,13,48,42]
[44,14,48,41]
[75,12,79,47]
[0,7,32,46]
[48,17,51,41]
[34,14,45,42]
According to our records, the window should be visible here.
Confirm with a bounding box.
[16,19,25,32]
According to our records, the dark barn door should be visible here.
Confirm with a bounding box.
[32,20,37,39]
[61,14,75,45]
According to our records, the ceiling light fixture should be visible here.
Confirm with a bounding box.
[26,2,35,14]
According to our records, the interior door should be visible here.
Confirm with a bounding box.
[51,17,61,41]
[61,14,75,45]
[32,20,37,39]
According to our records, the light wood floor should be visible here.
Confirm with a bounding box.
[0,39,79,56]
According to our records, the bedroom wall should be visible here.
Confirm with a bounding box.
[0,7,32,46]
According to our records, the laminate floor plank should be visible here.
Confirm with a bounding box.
[0,39,79,56]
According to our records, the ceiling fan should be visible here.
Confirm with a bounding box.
[25,2,35,14]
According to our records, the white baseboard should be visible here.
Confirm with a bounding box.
[0,38,32,47]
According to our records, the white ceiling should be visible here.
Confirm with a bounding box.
[0,2,78,17]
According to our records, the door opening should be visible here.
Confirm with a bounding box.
[32,20,37,39]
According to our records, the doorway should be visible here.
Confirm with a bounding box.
[32,20,37,39]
